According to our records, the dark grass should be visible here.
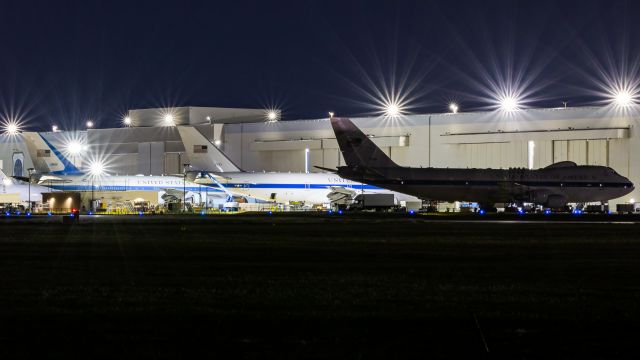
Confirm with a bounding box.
[1,214,640,358]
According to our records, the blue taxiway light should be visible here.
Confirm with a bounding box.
[26,212,31,217]
[47,212,52,216]
[409,210,415,215]
[138,211,143,216]
[518,209,525,215]
[338,210,343,215]
[5,212,10,216]
[478,209,485,215]
[544,209,551,215]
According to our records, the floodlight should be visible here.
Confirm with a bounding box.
[164,113,174,125]
[4,122,19,135]
[267,111,278,121]
[499,96,519,112]
[214,139,221,146]
[449,103,459,114]
[86,120,94,128]
[123,116,132,126]
[385,102,401,117]
[67,141,83,155]
[52,125,59,132]
[614,90,633,107]
[88,160,105,177]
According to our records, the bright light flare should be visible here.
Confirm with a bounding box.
[86,120,94,128]
[612,87,636,107]
[2,178,11,186]
[265,109,280,122]
[88,160,106,177]
[163,113,175,126]
[52,125,59,132]
[5,123,19,135]
[123,116,132,126]
[375,93,409,118]
[449,102,459,114]
[498,94,521,112]
[385,102,402,117]
[67,141,83,155]
[1,118,23,136]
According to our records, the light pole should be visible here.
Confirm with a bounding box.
[183,163,191,213]
[89,161,105,213]
[27,168,35,212]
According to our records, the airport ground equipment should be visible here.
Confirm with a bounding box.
[350,194,397,211]
[616,203,635,214]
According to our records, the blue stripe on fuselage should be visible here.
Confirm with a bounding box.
[46,185,224,192]
[224,183,383,190]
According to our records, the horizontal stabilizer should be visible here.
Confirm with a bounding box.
[314,166,338,173]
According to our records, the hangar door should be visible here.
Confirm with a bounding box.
[460,142,528,168]
[164,153,181,175]
[553,140,608,166]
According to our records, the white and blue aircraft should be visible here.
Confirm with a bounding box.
[176,126,419,205]
[0,168,51,206]
[33,134,226,205]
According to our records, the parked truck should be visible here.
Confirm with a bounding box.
[349,194,397,211]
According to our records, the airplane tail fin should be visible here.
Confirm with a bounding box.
[177,126,242,173]
[38,134,83,175]
[330,117,398,168]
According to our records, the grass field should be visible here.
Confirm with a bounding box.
[1,213,639,358]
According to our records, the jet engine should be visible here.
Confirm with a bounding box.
[545,194,568,208]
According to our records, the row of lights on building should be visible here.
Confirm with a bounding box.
[1,88,637,136]
[382,88,635,118]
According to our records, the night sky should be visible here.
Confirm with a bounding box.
[1,0,639,130]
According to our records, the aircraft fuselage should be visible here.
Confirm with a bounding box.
[336,165,634,206]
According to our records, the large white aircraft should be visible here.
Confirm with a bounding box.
[32,134,226,205]
[0,168,51,206]
[176,126,419,205]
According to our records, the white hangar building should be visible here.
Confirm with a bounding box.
[0,105,638,208]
